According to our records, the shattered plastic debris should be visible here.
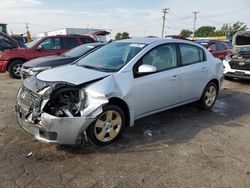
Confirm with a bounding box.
[25,151,33,158]
[144,130,152,137]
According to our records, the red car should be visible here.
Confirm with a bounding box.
[195,40,232,60]
[0,35,96,78]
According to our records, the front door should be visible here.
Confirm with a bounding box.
[130,44,181,118]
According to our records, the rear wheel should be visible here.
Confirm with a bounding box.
[86,105,125,146]
[199,82,218,110]
[7,59,24,79]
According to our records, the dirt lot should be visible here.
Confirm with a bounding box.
[0,73,250,188]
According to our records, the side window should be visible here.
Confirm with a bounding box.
[216,42,227,50]
[179,44,205,65]
[80,37,95,44]
[61,37,79,48]
[208,43,216,51]
[141,44,177,71]
[39,38,61,50]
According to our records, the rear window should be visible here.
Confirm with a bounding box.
[61,37,79,49]
[80,37,95,44]
[235,35,250,46]
[216,42,228,50]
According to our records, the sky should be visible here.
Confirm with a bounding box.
[0,0,250,39]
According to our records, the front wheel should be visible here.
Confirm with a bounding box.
[7,59,24,79]
[199,82,218,110]
[86,105,125,146]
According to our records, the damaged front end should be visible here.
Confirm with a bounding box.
[16,76,108,145]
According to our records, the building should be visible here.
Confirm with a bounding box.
[36,28,110,42]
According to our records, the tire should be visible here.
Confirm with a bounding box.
[199,82,218,110]
[224,76,233,81]
[86,105,125,146]
[7,59,24,79]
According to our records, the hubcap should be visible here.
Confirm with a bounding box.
[205,85,217,107]
[94,110,122,142]
[13,64,22,76]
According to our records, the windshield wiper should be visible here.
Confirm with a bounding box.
[79,65,96,70]
[79,65,115,72]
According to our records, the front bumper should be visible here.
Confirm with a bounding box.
[224,72,250,80]
[16,105,95,145]
[223,60,250,80]
[0,60,8,72]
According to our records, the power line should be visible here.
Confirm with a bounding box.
[161,8,169,37]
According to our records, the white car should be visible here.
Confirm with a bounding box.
[16,38,223,146]
[223,31,250,80]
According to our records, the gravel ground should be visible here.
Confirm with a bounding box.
[0,73,250,188]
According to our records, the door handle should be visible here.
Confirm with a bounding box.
[201,67,207,72]
[171,75,178,80]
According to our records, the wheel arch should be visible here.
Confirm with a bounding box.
[207,78,219,91]
[201,78,220,100]
[108,97,130,127]
[7,58,27,72]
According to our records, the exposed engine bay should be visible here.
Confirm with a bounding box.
[43,86,85,118]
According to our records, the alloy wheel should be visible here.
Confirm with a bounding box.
[205,85,217,107]
[94,110,122,142]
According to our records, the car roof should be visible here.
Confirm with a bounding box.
[114,37,189,45]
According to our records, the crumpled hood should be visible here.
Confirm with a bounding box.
[36,65,111,85]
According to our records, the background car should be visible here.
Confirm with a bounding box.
[0,31,21,51]
[16,38,223,146]
[0,34,96,78]
[223,31,250,80]
[195,40,232,59]
[21,42,105,79]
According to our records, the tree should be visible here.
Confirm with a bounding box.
[179,29,193,38]
[194,26,216,37]
[115,32,122,40]
[115,32,130,40]
[121,32,129,39]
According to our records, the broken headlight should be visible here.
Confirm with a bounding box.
[39,86,53,99]
[224,55,232,62]
[43,86,86,117]
[30,66,51,72]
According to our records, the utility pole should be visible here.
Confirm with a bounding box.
[192,11,199,39]
[161,8,169,38]
[25,23,29,32]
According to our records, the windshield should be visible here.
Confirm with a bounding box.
[0,38,14,49]
[26,38,41,48]
[63,43,102,58]
[76,42,145,72]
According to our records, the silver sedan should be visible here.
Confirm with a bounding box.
[16,38,223,146]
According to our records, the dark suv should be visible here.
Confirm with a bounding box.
[0,35,96,78]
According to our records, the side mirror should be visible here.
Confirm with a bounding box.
[208,48,213,52]
[137,64,157,74]
[36,45,43,51]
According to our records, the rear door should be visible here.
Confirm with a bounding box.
[61,37,79,52]
[178,43,208,102]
